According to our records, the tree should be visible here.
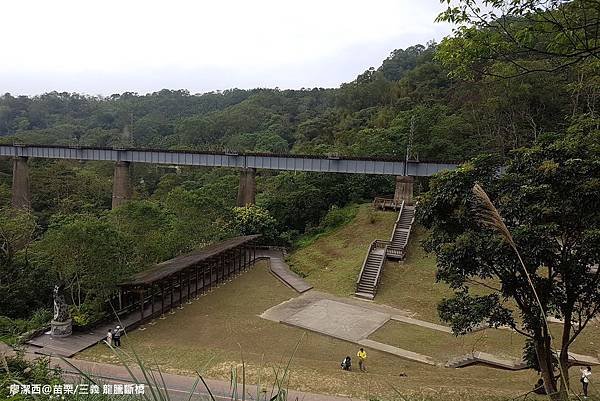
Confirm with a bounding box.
[436,0,600,78]
[109,200,177,266]
[31,215,132,310]
[418,131,600,397]
[232,204,277,243]
[0,208,36,265]
[0,208,52,318]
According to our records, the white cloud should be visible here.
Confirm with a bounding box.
[0,0,453,94]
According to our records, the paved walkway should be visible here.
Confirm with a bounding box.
[390,315,453,333]
[261,291,438,365]
[257,249,313,293]
[0,346,363,401]
[56,357,365,401]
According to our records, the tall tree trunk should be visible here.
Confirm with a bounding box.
[536,336,560,398]
[559,313,573,396]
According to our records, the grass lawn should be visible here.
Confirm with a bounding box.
[369,321,525,361]
[287,204,397,297]
[78,261,538,401]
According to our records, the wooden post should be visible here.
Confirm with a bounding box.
[139,288,145,323]
[227,251,231,278]
[187,269,191,301]
[151,285,155,318]
[170,276,174,312]
[179,272,183,307]
[219,254,224,284]
[209,260,213,291]
[215,256,219,286]
[161,282,165,316]
[195,264,199,297]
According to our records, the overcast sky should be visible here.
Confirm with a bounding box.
[0,0,453,96]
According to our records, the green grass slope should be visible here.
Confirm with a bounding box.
[287,204,397,296]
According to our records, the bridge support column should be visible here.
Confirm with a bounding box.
[112,161,132,209]
[11,157,31,209]
[236,168,256,207]
[394,175,414,205]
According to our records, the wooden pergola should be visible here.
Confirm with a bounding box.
[117,235,261,323]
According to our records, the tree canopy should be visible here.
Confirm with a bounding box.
[419,130,600,395]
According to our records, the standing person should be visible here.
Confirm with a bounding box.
[357,348,367,372]
[113,325,122,347]
[581,366,592,398]
[106,329,113,346]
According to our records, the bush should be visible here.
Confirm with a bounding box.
[294,204,359,248]
[0,310,51,343]
[0,316,29,337]
[233,204,278,243]
[29,309,52,327]
[0,351,62,401]
[319,204,357,230]
[70,302,107,330]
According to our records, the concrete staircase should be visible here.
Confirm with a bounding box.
[354,201,417,299]
[355,242,387,300]
[446,351,600,370]
[387,202,416,260]
[445,352,528,370]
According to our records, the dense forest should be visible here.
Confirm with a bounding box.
[1,0,598,366]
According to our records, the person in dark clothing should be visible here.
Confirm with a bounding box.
[341,356,352,371]
[113,325,122,347]
[533,378,546,395]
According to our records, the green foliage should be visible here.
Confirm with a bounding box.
[109,200,177,266]
[28,160,112,226]
[259,172,388,236]
[436,0,600,78]
[0,309,51,343]
[0,208,36,264]
[31,215,133,309]
[232,204,277,242]
[419,131,600,390]
[0,353,62,401]
[69,303,107,330]
[0,208,52,319]
[294,204,359,248]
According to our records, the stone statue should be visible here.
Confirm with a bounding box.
[51,284,72,337]
[53,284,70,322]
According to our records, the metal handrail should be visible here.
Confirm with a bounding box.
[372,244,389,294]
[389,200,405,242]
[356,240,389,294]
[356,240,378,288]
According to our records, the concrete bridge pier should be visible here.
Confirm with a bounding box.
[394,175,415,205]
[11,157,31,209]
[112,161,132,209]
[237,168,256,207]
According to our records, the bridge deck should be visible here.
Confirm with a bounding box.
[0,145,458,176]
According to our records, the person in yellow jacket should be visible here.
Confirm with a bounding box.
[357,348,367,372]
